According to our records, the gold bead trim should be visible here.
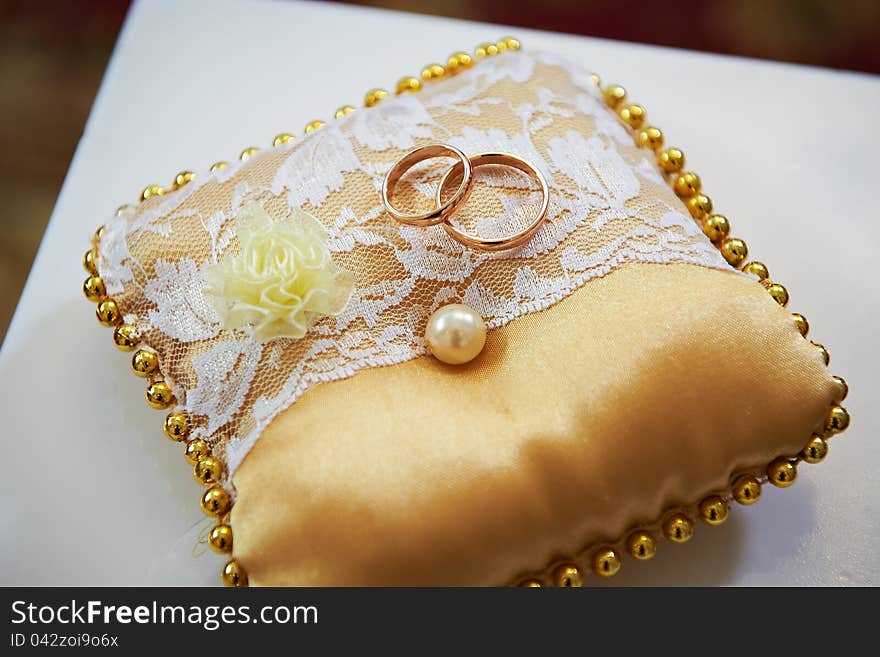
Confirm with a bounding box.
[112,324,138,351]
[396,76,422,95]
[221,559,248,587]
[82,37,524,588]
[699,495,729,526]
[209,524,234,554]
[131,348,159,377]
[303,119,326,134]
[509,76,851,587]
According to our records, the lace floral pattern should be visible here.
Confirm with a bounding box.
[97,50,731,485]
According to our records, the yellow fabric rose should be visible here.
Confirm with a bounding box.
[204,203,354,341]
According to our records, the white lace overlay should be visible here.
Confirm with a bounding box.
[96,50,731,485]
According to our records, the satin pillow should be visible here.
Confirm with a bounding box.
[82,39,848,586]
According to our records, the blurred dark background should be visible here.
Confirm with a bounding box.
[0,0,877,343]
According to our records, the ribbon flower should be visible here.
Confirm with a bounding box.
[204,202,353,341]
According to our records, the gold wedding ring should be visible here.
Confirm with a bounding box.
[381,144,550,251]
[436,152,549,252]
[381,144,473,226]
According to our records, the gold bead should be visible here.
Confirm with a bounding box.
[791,313,809,337]
[140,185,165,202]
[553,563,583,587]
[272,133,294,147]
[114,204,134,218]
[425,303,487,365]
[221,559,248,587]
[686,194,713,220]
[201,485,232,517]
[173,171,196,189]
[603,84,627,108]
[145,381,174,409]
[194,455,223,486]
[209,524,234,554]
[303,120,325,134]
[767,458,797,487]
[801,434,829,464]
[83,248,99,276]
[673,172,701,198]
[619,104,646,129]
[184,438,209,465]
[395,76,422,95]
[93,224,107,242]
[420,63,445,82]
[96,298,121,326]
[500,36,521,51]
[474,42,500,58]
[743,261,770,281]
[831,375,848,402]
[591,548,621,577]
[131,349,159,377]
[82,275,105,302]
[721,237,748,268]
[658,148,685,174]
[364,88,388,107]
[766,283,789,307]
[239,147,259,160]
[446,51,473,74]
[732,475,762,505]
[334,105,356,119]
[627,531,657,560]
[589,73,601,86]
[812,342,830,366]
[701,214,730,243]
[698,496,729,526]
[209,161,229,172]
[495,39,508,54]
[663,514,694,543]
[824,405,850,435]
[636,126,664,151]
[112,324,138,351]
[163,412,189,442]
[518,578,542,588]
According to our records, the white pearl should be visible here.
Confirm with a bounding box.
[425,303,487,365]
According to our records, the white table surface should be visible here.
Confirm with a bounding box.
[1,0,877,586]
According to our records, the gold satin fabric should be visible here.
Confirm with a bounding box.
[231,261,835,586]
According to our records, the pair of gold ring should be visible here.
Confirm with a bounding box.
[380,144,550,252]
